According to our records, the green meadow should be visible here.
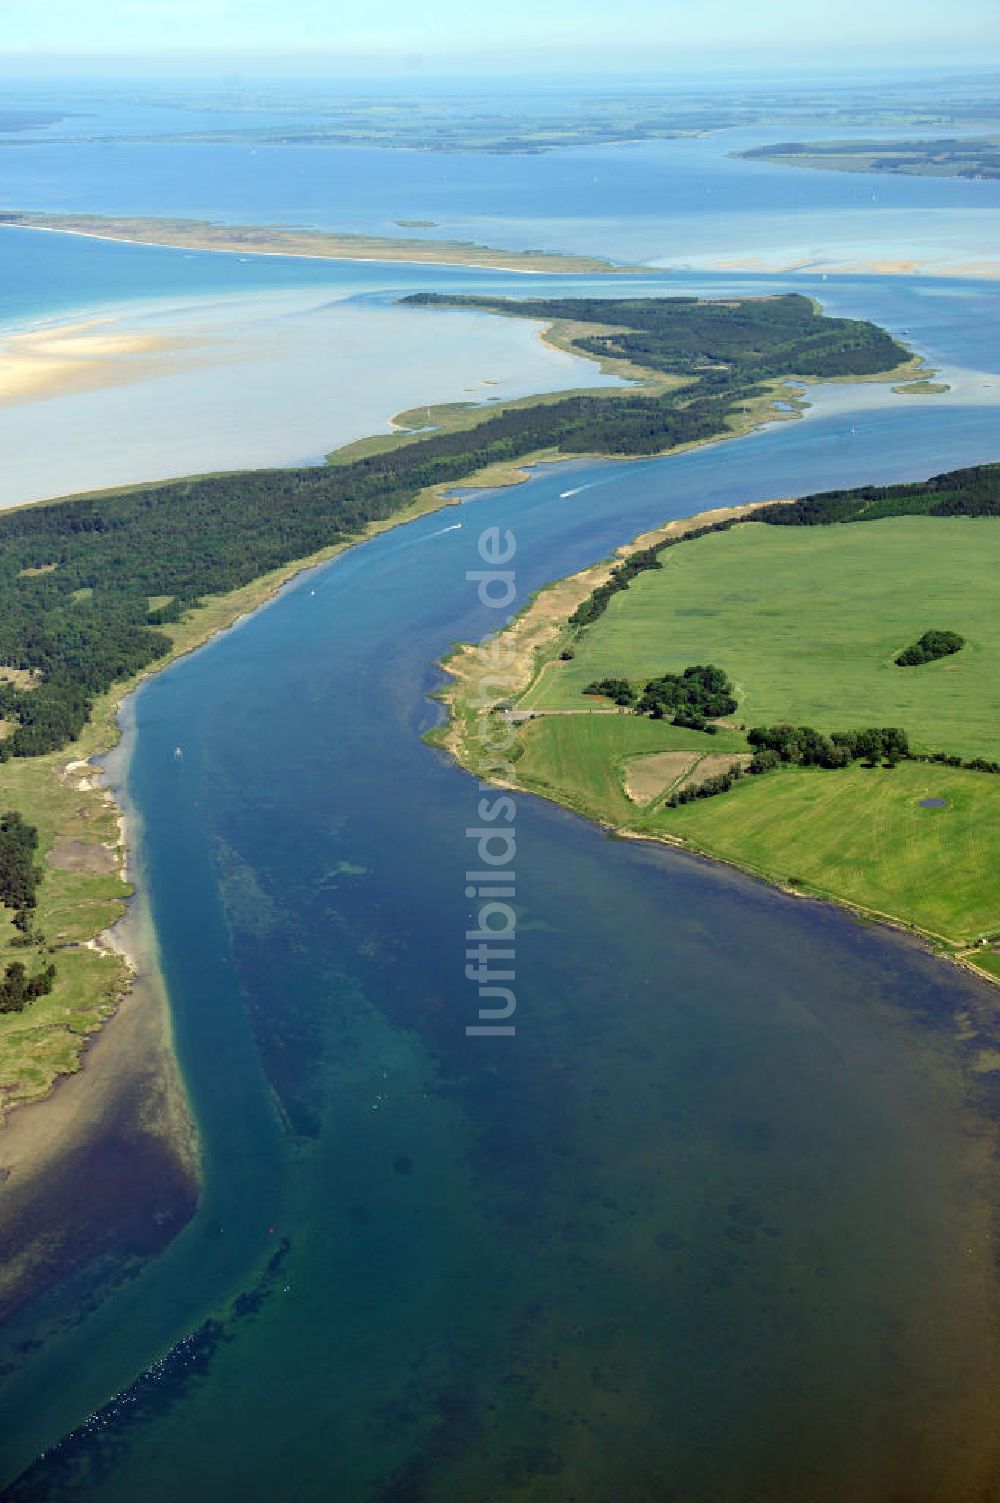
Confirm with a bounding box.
[649,760,1000,943]
[523,515,1000,759]
[0,753,132,1112]
[513,714,747,824]
[507,514,1000,958]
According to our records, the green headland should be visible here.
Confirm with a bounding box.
[738,136,1000,180]
[439,463,1000,975]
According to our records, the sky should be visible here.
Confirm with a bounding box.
[1,0,998,72]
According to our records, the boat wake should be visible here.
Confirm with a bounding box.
[558,478,613,499]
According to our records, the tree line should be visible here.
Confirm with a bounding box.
[746,724,910,768]
[666,725,912,808]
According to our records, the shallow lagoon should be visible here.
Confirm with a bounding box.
[3,223,1000,505]
[0,273,626,505]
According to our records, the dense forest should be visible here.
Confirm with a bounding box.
[0,810,41,913]
[405,292,908,382]
[0,294,912,761]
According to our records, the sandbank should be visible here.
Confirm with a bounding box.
[0,317,193,406]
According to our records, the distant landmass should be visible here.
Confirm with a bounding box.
[739,136,1000,180]
[14,79,1000,156]
[0,111,68,134]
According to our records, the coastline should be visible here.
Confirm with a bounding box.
[10,216,1000,284]
[0,476,473,1318]
[0,458,480,1117]
[434,498,1000,987]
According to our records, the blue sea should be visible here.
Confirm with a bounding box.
[2,85,1000,1500]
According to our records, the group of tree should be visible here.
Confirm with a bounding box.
[0,959,56,1014]
[665,723,914,810]
[583,676,637,707]
[895,629,965,667]
[747,724,910,768]
[665,760,761,807]
[0,810,41,915]
[584,664,736,730]
[637,664,737,722]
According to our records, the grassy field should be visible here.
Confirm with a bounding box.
[523,516,1000,758]
[450,510,1000,969]
[511,707,1000,945]
[0,754,132,1113]
[650,760,1000,943]
[512,714,747,824]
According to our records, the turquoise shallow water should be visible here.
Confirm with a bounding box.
[3,397,1000,1498]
